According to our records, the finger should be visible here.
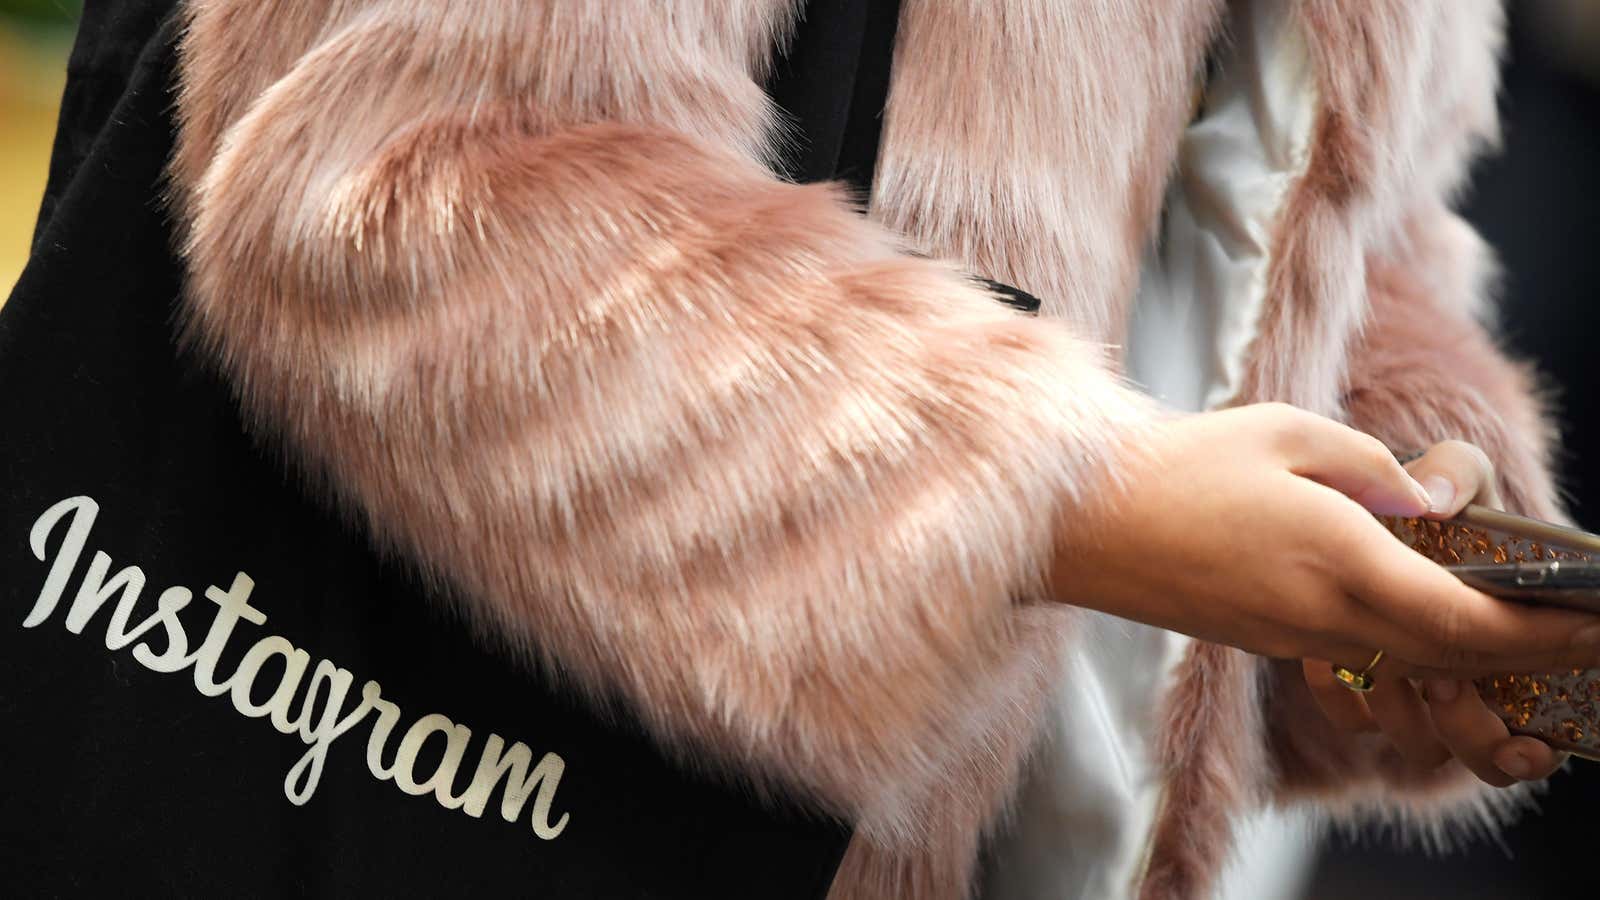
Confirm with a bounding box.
[1311,619,1600,680]
[1266,408,1432,516]
[1490,736,1567,782]
[1423,679,1520,786]
[1403,440,1502,516]
[1295,611,1586,682]
[1365,676,1451,769]
[1379,658,1578,681]
[1303,659,1378,732]
[1313,629,1597,680]
[1337,517,1600,668]
[1324,656,1537,683]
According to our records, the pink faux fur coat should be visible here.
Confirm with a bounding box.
[167,0,1559,897]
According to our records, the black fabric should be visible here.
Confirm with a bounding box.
[31,0,171,243]
[765,0,903,196]
[0,4,849,897]
[980,279,1043,315]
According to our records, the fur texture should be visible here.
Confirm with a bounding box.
[1146,3,1554,897]
[1239,205,1566,856]
[1232,0,1508,416]
[850,2,1227,891]
[873,0,1226,346]
[171,2,1159,895]
[1263,655,1538,841]
[1344,209,1563,521]
[167,1,1559,898]
[1137,642,1266,900]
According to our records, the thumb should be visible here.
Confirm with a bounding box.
[1402,439,1503,517]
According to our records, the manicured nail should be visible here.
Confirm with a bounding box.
[1495,748,1533,779]
[1426,679,1460,703]
[1361,475,1433,516]
[1422,475,1456,515]
[1408,475,1434,513]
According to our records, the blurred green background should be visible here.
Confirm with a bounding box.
[0,0,79,298]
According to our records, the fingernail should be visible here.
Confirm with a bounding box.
[1495,748,1533,780]
[1361,475,1433,516]
[1426,679,1460,703]
[1422,475,1456,515]
[1408,475,1434,513]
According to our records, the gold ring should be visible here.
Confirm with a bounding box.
[1331,651,1385,693]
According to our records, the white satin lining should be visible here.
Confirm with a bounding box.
[1130,1,1321,897]
[1127,0,1317,414]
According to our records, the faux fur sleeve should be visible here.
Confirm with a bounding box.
[167,2,1156,849]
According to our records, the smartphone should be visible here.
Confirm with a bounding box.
[1384,506,1600,759]
[1449,560,1600,610]
[1440,505,1600,609]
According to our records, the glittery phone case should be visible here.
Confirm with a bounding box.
[1384,511,1600,760]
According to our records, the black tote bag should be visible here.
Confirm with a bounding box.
[0,4,849,896]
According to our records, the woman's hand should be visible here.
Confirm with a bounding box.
[1050,403,1600,693]
[1300,440,1568,785]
